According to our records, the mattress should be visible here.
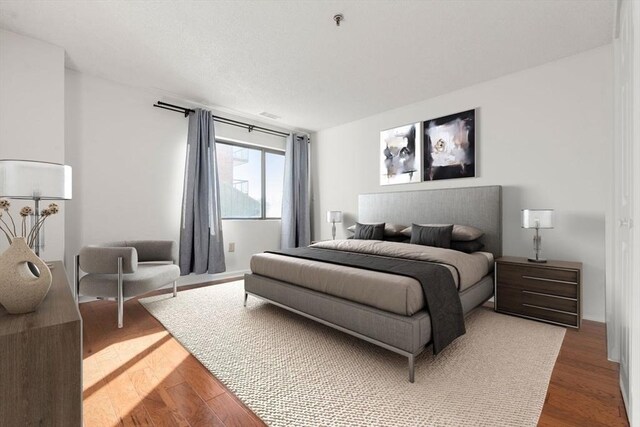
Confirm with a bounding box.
[249,240,493,316]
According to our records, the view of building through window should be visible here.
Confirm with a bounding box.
[216,141,285,219]
[265,152,285,218]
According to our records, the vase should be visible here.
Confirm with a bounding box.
[0,237,52,314]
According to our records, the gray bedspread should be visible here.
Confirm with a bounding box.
[267,247,465,354]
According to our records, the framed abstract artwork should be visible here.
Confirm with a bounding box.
[423,109,476,181]
[379,122,422,185]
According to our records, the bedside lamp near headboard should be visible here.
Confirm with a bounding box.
[326,211,343,240]
[521,209,554,263]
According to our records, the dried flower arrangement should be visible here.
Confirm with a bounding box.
[0,198,60,250]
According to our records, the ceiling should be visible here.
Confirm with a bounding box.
[0,0,615,132]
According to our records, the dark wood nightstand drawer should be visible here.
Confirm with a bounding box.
[497,264,578,298]
[497,285,578,314]
[495,257,582,329]
[498,263,578,283]
[508,303,579,327]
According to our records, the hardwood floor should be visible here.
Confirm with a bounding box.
[81,280,265,427]
[82,281,628,427]
[539,321,629,426]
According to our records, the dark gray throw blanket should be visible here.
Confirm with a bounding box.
[266,247,465,354]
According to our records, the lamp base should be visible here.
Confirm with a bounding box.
[528,257,547,263]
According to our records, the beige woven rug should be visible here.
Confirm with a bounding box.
[140,280,565,427]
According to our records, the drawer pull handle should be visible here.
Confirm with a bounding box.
[521,275,578,285]
[522,303,578,316]
[522,290,578,301]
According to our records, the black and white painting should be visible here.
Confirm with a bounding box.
[423,109,475,181]
[380,122,422,185]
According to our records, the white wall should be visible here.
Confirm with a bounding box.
[311,46,613,322]
[64,70,288,285]
[610,0,640,422]
[0,30,65,260]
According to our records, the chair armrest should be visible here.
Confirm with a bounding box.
[125,240,177,263]
[79,246,138,274]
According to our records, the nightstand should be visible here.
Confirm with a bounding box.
[494,256,582,329]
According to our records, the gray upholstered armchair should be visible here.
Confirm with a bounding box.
[75,240,181,328]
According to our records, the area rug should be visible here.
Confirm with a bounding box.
[140,280,566,427]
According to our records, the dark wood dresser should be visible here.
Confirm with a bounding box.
[495,256,582,329]
[0,261,82,426]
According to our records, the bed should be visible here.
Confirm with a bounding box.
[244,185,502,382]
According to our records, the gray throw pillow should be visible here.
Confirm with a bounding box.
[354,222,385,240]
[410,224,453,248]
[401,224,483,241]
[450,240,484,253]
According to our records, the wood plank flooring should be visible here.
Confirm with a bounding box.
[538,320,629,426]
[81,280,628,427]
[81,279,264,427]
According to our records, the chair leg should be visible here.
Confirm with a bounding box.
[117,256,124,329]
[172,281,177,297]
[243,292,248,307]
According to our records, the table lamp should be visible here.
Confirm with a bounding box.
[0,160,72,256]
[326,211,343,240]
[521,209,554,263]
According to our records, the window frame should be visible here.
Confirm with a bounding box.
[215,138,285,220]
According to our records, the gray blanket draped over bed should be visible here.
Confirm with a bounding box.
[267,247,466,354]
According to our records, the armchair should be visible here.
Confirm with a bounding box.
[75,240,180,328]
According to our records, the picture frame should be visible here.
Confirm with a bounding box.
[379,122,422,186]
[423,109,476,181]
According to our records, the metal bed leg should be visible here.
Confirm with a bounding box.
[117,256,124,329]
[243,292,248,307]
[172,281,177,298]
[408,354,415,383]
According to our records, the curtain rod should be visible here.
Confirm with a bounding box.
[153,101,291,138]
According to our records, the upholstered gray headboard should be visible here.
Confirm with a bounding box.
[358,185,502,257]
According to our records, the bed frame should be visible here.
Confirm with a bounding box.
[244,185,502,382]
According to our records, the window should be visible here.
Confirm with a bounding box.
[216,141,285,219]
[265,152,285,218]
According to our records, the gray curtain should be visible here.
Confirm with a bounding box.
[179,108,226,275]
[281,133,310,248]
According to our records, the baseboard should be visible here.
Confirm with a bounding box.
[582,314,606,323]
[176,270,249,287]
[620,376,630,423]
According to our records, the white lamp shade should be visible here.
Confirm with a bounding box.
[0,160,72,200]
[521,209,554,229]
[326,210,343,223]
